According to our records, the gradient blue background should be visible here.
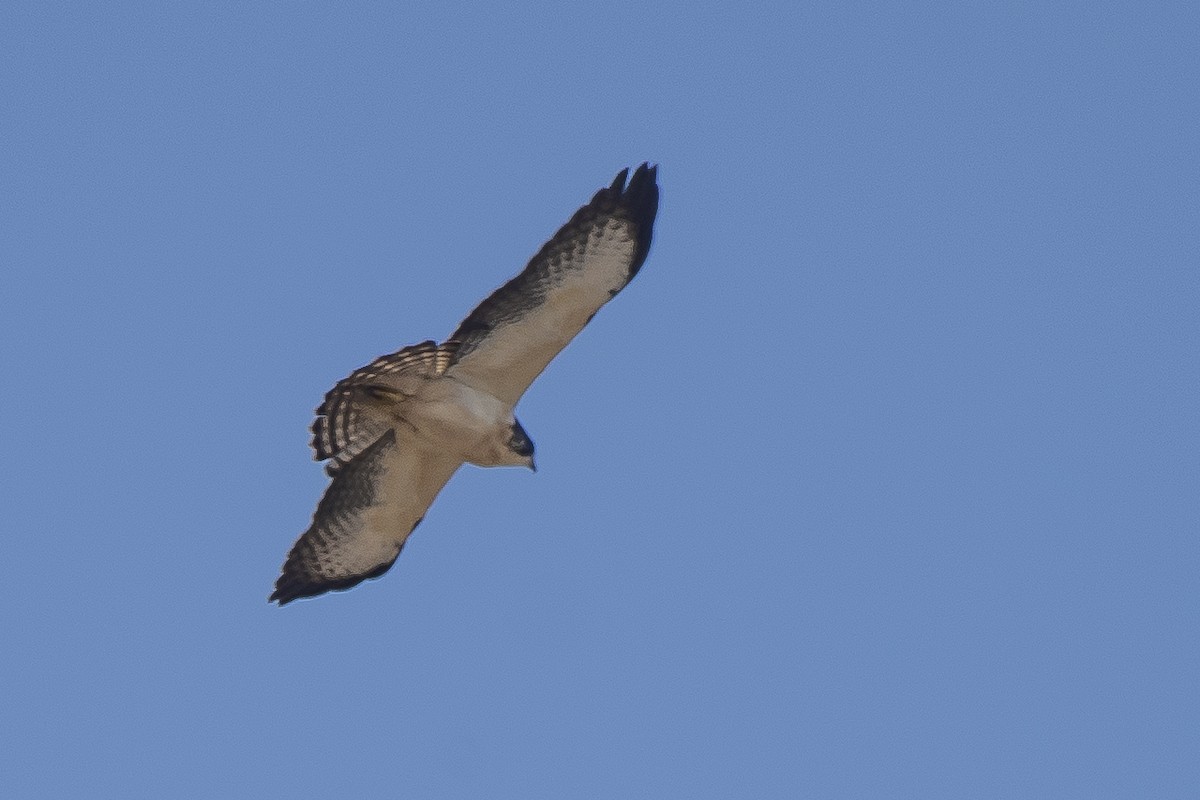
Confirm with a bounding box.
[3,3,1196,797]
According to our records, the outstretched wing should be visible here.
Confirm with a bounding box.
[271,430,462,605]
[445,163,659,405]
[311,340,458,475]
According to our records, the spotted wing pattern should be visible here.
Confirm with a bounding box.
[445,164,658,405]
[271,430,461,605]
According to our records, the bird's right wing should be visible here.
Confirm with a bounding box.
[271,430,462,605]
[444,164,658,406]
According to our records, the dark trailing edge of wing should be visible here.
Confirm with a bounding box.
[447,163,659,348]
[270,548,402,606]
[271,431,407,605]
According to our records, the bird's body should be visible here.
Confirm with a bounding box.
[414,379,524,467]
[369,367,524,467]
[271,164,659,605]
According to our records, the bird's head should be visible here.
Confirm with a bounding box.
[507,419,536,472]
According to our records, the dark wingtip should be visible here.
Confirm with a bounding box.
[575,163,660,281]
[269,573,308,605]
[447,164,660,348]
[268,581,297,605]
[268,567,383,607]
[610,167,630,191]
[623,163,658,217]
[270,544,403,606]
[618,163,659,278]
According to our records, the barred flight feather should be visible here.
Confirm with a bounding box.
[311,340,459,474]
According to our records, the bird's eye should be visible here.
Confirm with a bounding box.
[509,429,534,456]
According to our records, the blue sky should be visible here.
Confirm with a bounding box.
[2,2,1197,797]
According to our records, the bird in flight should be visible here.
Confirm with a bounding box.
[271,164,659,604]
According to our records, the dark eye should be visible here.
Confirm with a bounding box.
[509,430,533,456]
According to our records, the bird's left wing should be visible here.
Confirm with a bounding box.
[271,430,461,605]
[445,164,659,406]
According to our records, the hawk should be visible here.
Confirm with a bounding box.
[271,164,659,604]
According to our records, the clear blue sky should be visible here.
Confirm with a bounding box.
[2,3,1196,797]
